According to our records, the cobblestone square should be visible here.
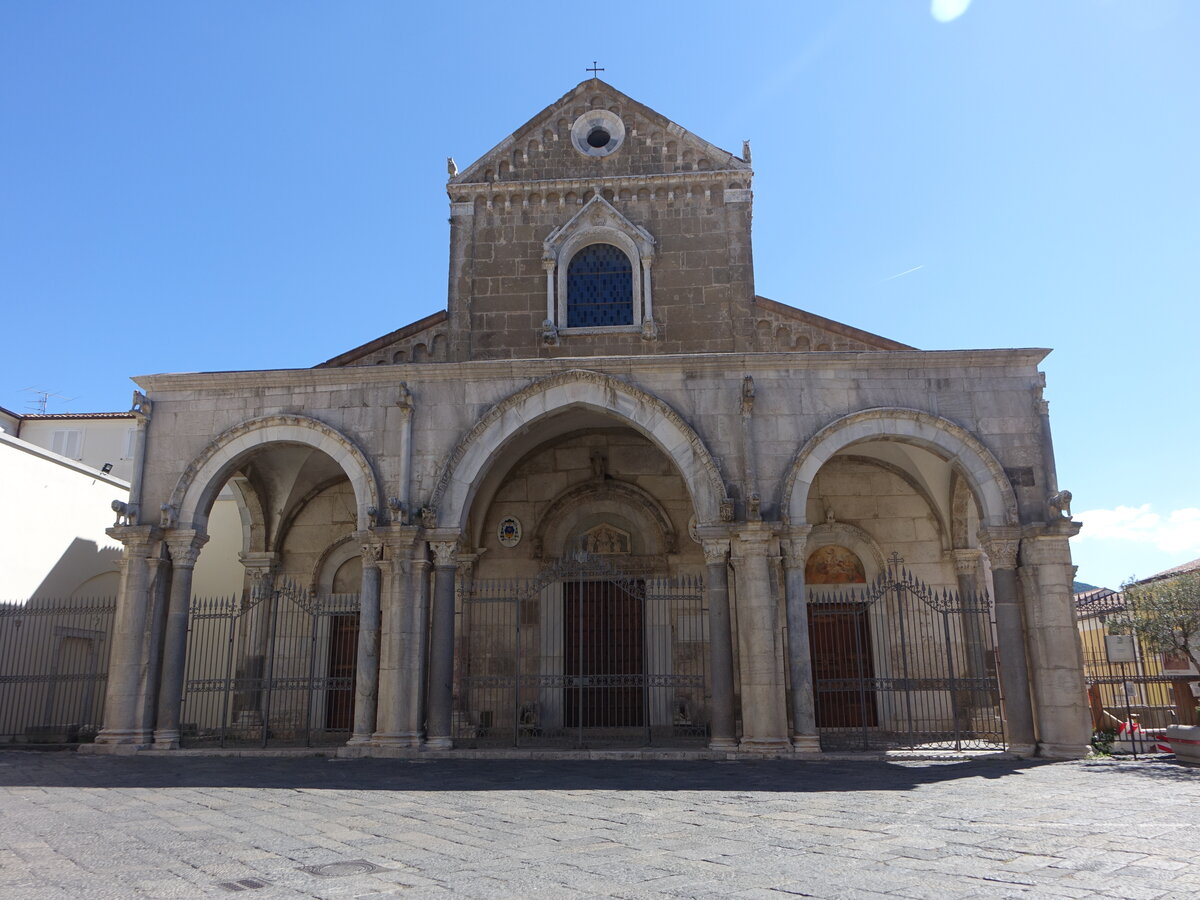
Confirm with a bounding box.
[1,751,1196,899]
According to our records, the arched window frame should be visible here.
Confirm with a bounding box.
[542,195,655,338]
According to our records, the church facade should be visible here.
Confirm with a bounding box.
[90,80,1091,758]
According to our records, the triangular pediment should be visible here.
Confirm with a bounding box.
[544,194,654,257]
[449,79,752,187]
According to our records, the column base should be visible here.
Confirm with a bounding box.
[346,733,374,746]
[738,737,792,753]
[790,734,822,753]
[708,737,739,751]
[92,728,152,747]
[371,732,423,748]
[1007,742,1037,759]
[423,736,453,751]
[152,729,180,749]
[1037,742,1090,760]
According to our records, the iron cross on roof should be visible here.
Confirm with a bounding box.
[586,61,605,77]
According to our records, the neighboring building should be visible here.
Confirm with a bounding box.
[0,406,133,600]
[88,79,1091,758]
[1077,559,1200,731]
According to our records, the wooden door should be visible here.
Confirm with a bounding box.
[564,580,645,728]
[808,602,878,728]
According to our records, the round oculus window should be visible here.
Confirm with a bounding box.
[570,110,625,158]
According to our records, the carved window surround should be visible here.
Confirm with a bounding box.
[542,194,656,340]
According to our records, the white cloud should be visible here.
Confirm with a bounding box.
[931,0,972,23]
[1075,504,1200,556]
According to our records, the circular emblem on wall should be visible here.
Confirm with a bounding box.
[497,515,522,548]
[570,109,626,158]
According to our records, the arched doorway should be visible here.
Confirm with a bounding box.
[167,418,379,748]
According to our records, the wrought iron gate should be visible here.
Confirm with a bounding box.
[179,580,359,748]
[808,555,1004,751]
[454,556,708,748]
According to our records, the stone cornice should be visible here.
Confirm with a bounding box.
[447,168,751,200]
[133,348,1051,396]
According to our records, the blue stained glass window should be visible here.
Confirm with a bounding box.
[566,244,633,327]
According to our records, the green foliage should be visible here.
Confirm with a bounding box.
[1090,728,1117,756]
[1108,570,1200,673]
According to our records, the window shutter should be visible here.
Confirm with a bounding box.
[52,429,83,459]
[123,427,137,459]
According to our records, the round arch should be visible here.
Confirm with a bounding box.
[169,414,382,533]
[428,370,727,531]
[781,408,1019,529]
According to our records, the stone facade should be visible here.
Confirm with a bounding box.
[88,79,1091,758]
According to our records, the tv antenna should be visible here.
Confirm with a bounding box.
[21,387,77,414]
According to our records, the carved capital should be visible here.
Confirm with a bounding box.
[950,548,983,577]
[360,541,384,567]
[978,527,1021,570]
[701,539,730,567]
[430,540,458,568]
[238,551,279,590]
[740,375,755,416]
[779,525,814,569]
[106,524,161,557]
[165,530,208,570]
[397,381,413,410]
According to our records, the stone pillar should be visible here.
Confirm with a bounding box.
[349,536,383,744]
[730,524,791,751]
[94,525,162,747]
[152,530,208,748]
[1020,523,1092,758]
[641,255,654,323]
[234,551,278,726]
[979,527,1036,757]
[702,539,737,750]
[781,526,820,753]
[424,539,459,750]
[374,528,422,748]
[951,549,991,687]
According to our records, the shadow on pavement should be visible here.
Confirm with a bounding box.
[0,751,1060,793]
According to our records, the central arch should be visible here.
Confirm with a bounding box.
[428,370,727,530]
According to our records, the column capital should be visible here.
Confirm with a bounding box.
[977,526,1021,570]
[701,539,730,567]
[353,530,385,567]
[950,548,984,577]
[164,530,209,569]
[105,524,161,556]
[779,525,814,569]
[429,540,459,569]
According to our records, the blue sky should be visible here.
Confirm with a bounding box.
[2,1,1197,589]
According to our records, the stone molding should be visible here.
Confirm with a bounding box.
[134,348,1052,395]
[168,414,382,533]
[780,407,1021,530]
[778,524,814,569]
[106,525,162,559]
[427,369,727,528]
[447,168,751,202]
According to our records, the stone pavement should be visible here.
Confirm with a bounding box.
[0,751,1197,899]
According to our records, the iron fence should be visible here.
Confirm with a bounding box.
[1076,587,1198,731]
[179,580,360,748]
[807,556,1005,751]
[454,557,708,749]
[0,596,116,744]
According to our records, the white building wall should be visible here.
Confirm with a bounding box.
[0,432,129,600]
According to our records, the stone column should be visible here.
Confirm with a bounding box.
[374,528,422,748]
[641,255,654,323]
[951,548,991,688]
[730,524,791,751]
[349,535,383,744]
[1020,523,1092,758]
[94,525,162,747]
[424,539,459,750]
[153,530,208,748]
[702,539,737,750]
[234,551,278,726]
[404,552,433,742]
[780,526,820,753]
[979,527,1036,757]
